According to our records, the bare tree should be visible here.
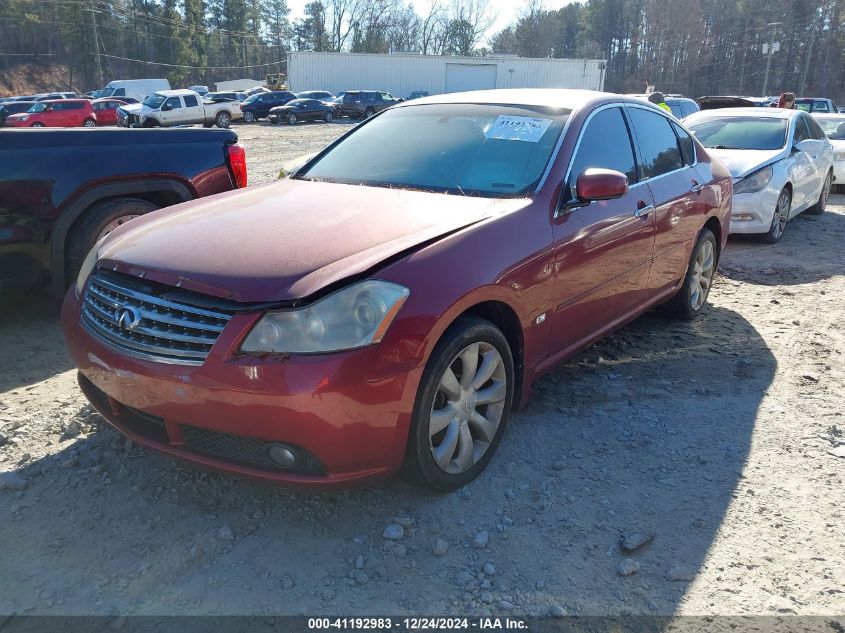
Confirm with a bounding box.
[443,0,496,56]
[419,0,447,54]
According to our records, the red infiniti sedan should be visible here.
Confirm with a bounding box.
[62,90,731,491]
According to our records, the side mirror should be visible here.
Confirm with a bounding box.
[576,168,629,202]
[794,139,822,154]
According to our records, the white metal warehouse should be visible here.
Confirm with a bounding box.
[286,52,607,98]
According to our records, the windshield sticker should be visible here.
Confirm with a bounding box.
[485,116,553,143]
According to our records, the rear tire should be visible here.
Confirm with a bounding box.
[364,107,375,118]
[215,111,231,128]
[243,111,255,123]
[287,114,297,125]
[806,171,832,215]
[31,122,44,127]
[659,228,717,320]
[65,197,158,286]
[323,111,333,123]
[82,118,96,128]
[401,316,514,492]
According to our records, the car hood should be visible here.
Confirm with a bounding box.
[705,148,786,179]
[119,103,148,116]
[97,179,529,303]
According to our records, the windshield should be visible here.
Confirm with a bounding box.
[686,117,788,150]
[815,117,845,140]
[300,103,570,198]
[27,102,48,113]
[143,94,166,108]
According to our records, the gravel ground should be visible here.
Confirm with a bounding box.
[0,122,843,619]
[233,118,360,185]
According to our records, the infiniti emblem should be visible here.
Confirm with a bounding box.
[463,401,472,414]
[115,306,142,332]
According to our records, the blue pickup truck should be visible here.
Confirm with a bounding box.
[0,127,247,294]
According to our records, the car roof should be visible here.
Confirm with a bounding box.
[687,107,797,119]
[157,89,198,96]
[398,88,621,111]
[811,112,845,118]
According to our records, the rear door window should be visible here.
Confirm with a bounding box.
[184,95,199,107]
[113,88,125,96]
[567,106,638,197]
[627,107,685,179]
[793,116,811,142]
[673,122,696,165]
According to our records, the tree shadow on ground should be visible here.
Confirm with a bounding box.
[720,200,845,286]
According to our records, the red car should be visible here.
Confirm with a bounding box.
[90,98,129,126]
[62,90,731,491]
[5,99,97,127]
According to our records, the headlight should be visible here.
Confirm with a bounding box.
[834,151,845,161]
[75,241,102,295]
[240,280,409,354]
[733,165,774,194]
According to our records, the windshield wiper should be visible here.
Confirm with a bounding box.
[710,145,743,150]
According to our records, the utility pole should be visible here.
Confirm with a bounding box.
[799,29,816,97]
[90,0,104,87]
[761,22,781,98]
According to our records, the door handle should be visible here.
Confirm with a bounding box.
[691,181,704,193]
[634,204,655,219]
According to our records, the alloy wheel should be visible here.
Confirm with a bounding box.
[771,191,790,240]
[244,112,255,123]
[83,119,96,127]
[288,114,297,124]
[96,215,141,242]
[217,112,230,128]
[429,342,507,475]
[689,239,715,310]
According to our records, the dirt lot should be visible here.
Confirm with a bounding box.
[1,121,843,620]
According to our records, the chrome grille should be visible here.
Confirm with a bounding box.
[80,273,233,365]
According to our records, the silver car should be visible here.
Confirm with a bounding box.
[684,108,833,243]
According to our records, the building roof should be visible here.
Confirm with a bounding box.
[397,88,618,111]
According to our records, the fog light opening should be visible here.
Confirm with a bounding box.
[731,213,755,222]
[267,444,297,469]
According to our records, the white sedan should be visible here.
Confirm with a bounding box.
[684,108,833,243]
[811,113,845,191]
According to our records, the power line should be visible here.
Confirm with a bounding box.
[100,53,286,70]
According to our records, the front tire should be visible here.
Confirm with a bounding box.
[660,228,717,320]
[243,111,255,123]
[31,122,44,128]
[364,107,375,118]
[806,171,832,215]
[402,317,514,492]
[323,111,333,123]
[758,187,791,244]
[83,118,96,127]
[287,114,297,125]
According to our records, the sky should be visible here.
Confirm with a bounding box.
[285,0,575,39]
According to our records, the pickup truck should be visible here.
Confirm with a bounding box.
[0,127,247,293]
[117,89,242,128]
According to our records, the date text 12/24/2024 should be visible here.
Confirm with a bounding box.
[308,618,529,630]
